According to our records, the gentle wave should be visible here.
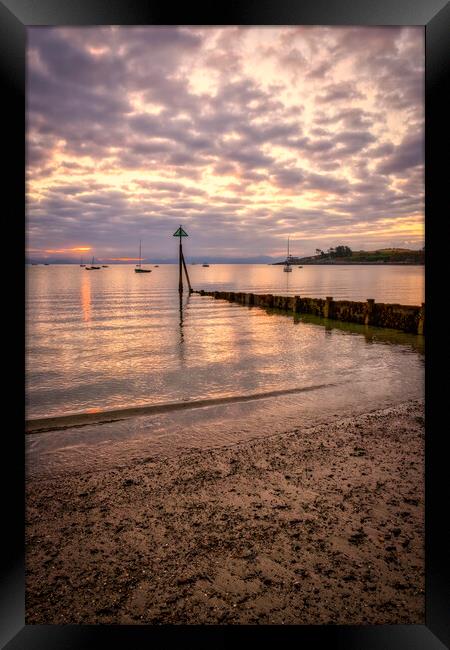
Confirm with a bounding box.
[25,382,337,434]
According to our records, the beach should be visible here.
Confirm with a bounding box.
[23,20,428,634]
[26,398,424,625]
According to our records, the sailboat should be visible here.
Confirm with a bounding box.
[85,256,101,270]
[79,256,86,267]
[135,240,152,273]
[283,236,293,272]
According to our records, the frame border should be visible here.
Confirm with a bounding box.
[2,1,449,647]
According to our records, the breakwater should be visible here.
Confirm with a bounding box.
[196,290,425,335]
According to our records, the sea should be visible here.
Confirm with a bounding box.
[26,263,425,475]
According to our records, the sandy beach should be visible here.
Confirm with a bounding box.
[26,398,424,625]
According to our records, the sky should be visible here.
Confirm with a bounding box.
[26,26,424,262]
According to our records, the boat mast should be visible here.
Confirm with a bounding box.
[138,240,141,268]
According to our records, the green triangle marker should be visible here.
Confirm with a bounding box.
[173,226,188,237]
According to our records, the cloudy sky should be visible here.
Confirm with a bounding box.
[26,26,424,262]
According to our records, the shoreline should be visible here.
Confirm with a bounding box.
[272,262,424,266]
[25,383,335,434]
[26,399,424,625]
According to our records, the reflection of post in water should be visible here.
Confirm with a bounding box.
[178,290,191,364]
[173,225,193,295]
[179,289,191,331]
[292,311,424,355]
[179,290,184,337]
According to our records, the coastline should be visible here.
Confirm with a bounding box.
[24,383,336,434]
[272,261,424,265]
[26,398,424,625]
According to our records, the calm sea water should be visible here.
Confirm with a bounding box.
[26,263,424,417]
[26,263,424,474]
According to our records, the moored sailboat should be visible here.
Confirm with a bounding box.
[85,256,101,270]
[135,240,152,273]
[283,236,293,272]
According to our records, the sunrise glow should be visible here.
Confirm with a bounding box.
[26,26,424,262]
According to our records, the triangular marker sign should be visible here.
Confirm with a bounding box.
[173,226,188,237]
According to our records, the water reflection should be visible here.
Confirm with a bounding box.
[179,292,184,336]
[27,264,425,419]
[284,266,291,293]
[178,291,191,366]
[80,273,91,323]
[188,263,424,305]
[293,311,424,354]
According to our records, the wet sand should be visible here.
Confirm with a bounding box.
[26,399,424,625]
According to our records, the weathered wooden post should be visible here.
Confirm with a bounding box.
[418,303,425,335]
[245,293,255,306]
[173,225,190,294]
[181,250,193,293]
[365,299,375,325]
[324,297,333,319]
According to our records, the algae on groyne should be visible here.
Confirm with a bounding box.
[196,290,425,335]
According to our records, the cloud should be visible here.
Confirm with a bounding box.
[376,133,423,175]
[271,169,304,188]
[26,26,425,259]
[316,81,365,104]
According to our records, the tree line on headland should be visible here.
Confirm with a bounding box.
[275,246,425,265]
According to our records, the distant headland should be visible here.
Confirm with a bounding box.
[273,246,425,266]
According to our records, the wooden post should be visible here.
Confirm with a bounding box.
[245,293,254,306]
[418,302,425,335]
[365,299,375,325]
[173,225,189,295]
[179,237,183,294]
[181,250,193,293]
[324,297,333,319]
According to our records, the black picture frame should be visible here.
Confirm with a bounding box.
[2,0,449,647]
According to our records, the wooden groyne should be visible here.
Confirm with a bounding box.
[195,290,425,335]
